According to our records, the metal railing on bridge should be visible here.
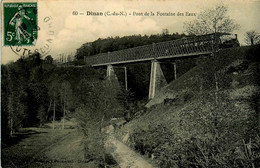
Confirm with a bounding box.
[85,34,218,66]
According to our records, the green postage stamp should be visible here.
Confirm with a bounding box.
[3,2,38,46]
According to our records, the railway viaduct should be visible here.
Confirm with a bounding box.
[84,34,218,99]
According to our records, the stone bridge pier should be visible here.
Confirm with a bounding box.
[148,60,176,99]
[106,64,128,91]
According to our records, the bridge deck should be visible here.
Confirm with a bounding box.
[85,34,218,66]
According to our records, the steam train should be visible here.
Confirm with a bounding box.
[218,33,240,48]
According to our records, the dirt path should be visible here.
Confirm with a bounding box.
[105,127,156,168]
[3,125,155,168]
[29,130,96,168]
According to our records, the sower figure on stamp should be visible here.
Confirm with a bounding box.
[9,4,33,44]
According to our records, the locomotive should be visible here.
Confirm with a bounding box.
[218,33,240,48]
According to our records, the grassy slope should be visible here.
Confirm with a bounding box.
[146,47,250,107]
[1,127,73,168]
[115,46,260,167]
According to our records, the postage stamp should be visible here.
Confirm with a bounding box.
[3,2,38,46]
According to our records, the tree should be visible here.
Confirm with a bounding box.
[245,30,260,46]
[74,78,127,166]
[25,83,49,126]
[45,55,54,63]
[5,64,28,134]
[59,81,73,129]
[184,4,239,35]
[48,76,60,129]
[29,52,42,67]
[184,4,240,148]
[162,29,169,36]
[37,105,46,127]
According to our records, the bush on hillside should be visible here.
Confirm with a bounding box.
[74,79,130,167]
[246,44,260,62]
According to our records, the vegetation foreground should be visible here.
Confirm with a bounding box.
[115,45,260,168]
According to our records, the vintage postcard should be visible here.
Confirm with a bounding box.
[1,0,260,167]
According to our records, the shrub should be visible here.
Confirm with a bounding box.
[246,44,260,62]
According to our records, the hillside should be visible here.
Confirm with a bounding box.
[146,46,255,107]
[114,45,260,168]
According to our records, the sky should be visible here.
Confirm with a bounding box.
[1,0,260,64]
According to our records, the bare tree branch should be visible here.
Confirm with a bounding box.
[244,30,260,46]
[184,4,239,35]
